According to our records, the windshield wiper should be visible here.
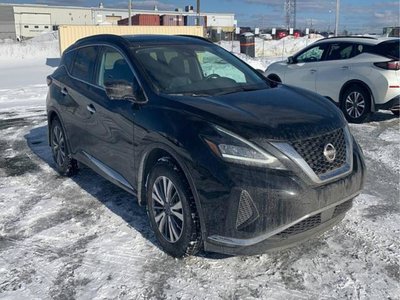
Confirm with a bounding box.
[214,86,263,96]
[168,92,212,97]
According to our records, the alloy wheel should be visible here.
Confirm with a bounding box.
[345,91,365,119]
[151,176,184,243]
[52,125,66,167]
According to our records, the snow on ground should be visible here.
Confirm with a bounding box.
[220,35,322,59]
[0,34,400,300]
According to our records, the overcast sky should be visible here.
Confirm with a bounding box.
[2,0,399,33]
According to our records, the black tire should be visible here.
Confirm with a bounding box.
[267,74,282,83]
[340,85,371,123]
[391,109,400,117]
[50,118,78,176]
[146,160,201,257]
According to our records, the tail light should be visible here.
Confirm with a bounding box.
[374,60,400,70]
[46,76,52,86]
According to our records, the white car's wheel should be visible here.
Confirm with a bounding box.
[341,85,371,123]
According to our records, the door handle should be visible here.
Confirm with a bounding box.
[341,66,349,70]
[61,88,68,96]
[310,69,317,73]
[87,104,96,114]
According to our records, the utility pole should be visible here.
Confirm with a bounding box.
[128,0,132,26]
[285,0,297,30]
[196,0,200,26]
[335,0,340,36]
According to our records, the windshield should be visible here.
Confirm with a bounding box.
[130,44,268,96]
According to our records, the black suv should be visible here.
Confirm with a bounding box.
[46,35,365,257]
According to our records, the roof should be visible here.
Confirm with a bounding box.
[123,34,211,45]
[71,34,211,50]
[315,36,399,45]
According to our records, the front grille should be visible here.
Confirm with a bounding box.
[291,128,347,176]
[277,214,322,237]
[333,199,353,217]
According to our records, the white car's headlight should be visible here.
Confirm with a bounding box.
[205,126,286,170]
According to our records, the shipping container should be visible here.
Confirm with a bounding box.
[58,25,204,53]
[118,14,160,26]
[160,15,184,26]
[184,15,206,26]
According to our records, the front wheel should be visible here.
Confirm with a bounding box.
[340,85,371,123]
[146,161,201,257]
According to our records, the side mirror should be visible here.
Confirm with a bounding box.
[104,80,146,104]
[287,56,295,64]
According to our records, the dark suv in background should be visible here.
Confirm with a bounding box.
[46,35,365,257]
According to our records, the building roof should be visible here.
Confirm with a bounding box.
[0,3,234,17]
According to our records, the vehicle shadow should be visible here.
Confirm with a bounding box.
[25,125,160,250]
[25,125,231,259]
[367,111,398,122]
[46,58,61,67]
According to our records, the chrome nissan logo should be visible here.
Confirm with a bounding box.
[323,143,336,162]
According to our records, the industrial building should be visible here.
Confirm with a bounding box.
[0,3,235,40]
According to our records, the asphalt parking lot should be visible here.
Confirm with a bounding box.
[0,102,399,299]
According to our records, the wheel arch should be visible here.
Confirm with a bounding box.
[339,80,376,112]
[137,144,206,237]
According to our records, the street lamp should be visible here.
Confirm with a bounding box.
[128,0,132,26]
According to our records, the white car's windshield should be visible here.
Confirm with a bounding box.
[131,44,268,96]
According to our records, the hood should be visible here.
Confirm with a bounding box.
[163,85,346,141]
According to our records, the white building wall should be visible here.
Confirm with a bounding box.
[204,14,235,28]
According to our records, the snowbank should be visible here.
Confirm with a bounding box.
[219,35,323,58]
[0,32,60,62]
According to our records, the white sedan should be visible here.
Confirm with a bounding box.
[264,37,400,123]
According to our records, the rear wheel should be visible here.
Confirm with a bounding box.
[340,85,371,123]
[50,118,78,176]
[146,160,201,257]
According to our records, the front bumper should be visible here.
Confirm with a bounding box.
[194,141,365,256]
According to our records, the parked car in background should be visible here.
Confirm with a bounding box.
[265,37,400,122]
[47,34,365,257]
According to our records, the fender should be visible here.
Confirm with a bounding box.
[137,142,207,239]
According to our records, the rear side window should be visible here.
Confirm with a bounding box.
[71,46,98,83]
[325,43,353,60]
[353,44,373,57]
[62,50,75,73]
[372,40,400,59]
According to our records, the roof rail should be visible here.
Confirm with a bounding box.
[74,34,127,45]
[177,35,213,43]
[318,35,378,41]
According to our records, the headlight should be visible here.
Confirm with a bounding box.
[204,126,286,170]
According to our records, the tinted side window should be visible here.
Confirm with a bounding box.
[71,46,98,83]
[296,45,326,63]
[62,50,75,72]
[98,47,136,88]
[353,44,373,57]
[372,40,400,59]
[325,43,353,60]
